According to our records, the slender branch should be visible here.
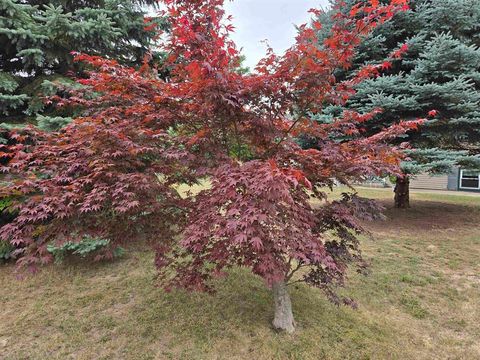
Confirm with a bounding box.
[285,259,304,282]
[262,104,312,159]
[231,116,242,156]
[286,279,305,286]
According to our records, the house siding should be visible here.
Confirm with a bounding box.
[410,173,449,190]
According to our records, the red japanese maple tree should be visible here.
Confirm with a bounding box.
[0,0,415,332]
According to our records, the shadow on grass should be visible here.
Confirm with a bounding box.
[370,199,480,234]
[118,264,398,358]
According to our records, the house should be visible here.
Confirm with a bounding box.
[410,169,480,192]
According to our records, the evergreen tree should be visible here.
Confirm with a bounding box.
[315,0,480,207]
[0,0,164,132]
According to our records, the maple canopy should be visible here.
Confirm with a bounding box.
[1,0,416,310]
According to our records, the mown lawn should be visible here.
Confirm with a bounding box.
[1,189,479,359]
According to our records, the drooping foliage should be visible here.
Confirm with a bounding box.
[0,0,166,243]
[1,0,417,330]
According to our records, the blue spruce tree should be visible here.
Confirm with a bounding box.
[0,0,165,133]
[315,0,480,207]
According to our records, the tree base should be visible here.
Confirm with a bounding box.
[394,175,410,209]
[272,280,295,333]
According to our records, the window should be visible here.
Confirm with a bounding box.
[459,170,480,190]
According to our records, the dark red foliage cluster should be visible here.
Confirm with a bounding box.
[1,0,416,305]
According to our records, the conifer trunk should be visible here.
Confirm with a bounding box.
[394,175,410,208]
[272,280,295,333]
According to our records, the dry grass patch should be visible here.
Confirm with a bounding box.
[1,189,479,359]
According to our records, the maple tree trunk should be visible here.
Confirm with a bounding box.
[394,175,410,208]
[272,280,295,333]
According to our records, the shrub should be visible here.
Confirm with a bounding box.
[0,240,14,262]
[46,236,125,263]
[0,196,17,262]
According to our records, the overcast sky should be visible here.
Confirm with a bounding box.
[224,0,330,69]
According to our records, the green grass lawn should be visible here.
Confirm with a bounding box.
[1,189,479,359]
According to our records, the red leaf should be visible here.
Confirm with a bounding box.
[381,61,392,70]
[251,237,263,250]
